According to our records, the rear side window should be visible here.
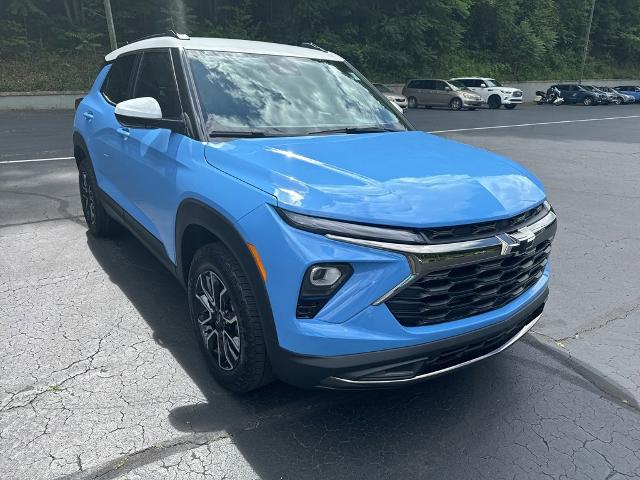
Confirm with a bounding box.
[434,81,447,91]
[421,80,434,89]
[102,54,136,104]
[133,51,181,119]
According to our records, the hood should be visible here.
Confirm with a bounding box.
[204,131,546,228]
[496,87,521,93]
[384,93,406,100]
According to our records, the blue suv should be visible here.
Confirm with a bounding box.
[73,33,557,392]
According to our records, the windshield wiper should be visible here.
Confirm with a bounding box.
[309,126,403,135]
[209,130,280,138]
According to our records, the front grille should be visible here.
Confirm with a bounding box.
[419,203,547,244]
[513,91,523,97]
[386,240,551,327]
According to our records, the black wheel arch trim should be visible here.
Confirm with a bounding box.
[175,198,281,356]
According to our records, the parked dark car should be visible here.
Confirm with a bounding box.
[551,84,605,106]
[614,86,640,101]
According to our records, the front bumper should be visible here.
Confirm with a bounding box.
[462,99,482,107]
[270,286,547,388]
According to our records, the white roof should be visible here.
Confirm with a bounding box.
[105,36,343,62]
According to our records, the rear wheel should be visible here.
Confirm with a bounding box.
[449,97,463,111]
[407,96,418,109]
[488,95,502,109]
[78,158,119,237]
[583,96,594,106]
[188,243,272,393]
[504,104,517,110]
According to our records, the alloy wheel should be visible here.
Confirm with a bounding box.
[79,171,96,227]
[194,270,241,371]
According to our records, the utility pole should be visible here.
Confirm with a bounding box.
[579,0,596,84]
[104,0,117,51]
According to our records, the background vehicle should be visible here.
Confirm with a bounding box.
[597,86,634,104]
[451,77,523,109]
[402,79,482,110]
[581,85,613,104]
[535,88,564,105]
[614,85,640,101]
[551,84,604,106]
[74,34,555,392]
[373,83,408,109]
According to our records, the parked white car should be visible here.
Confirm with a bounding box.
[373,83,408,109]
[450,77,523,109]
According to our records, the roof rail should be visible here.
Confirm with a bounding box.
[127,30,190,45]
[300,42,328,53]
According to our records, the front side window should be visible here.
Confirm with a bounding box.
[133,51,181,119]
[102,54,136,104]
[448,80,469,91]
[485,79,502,87]
[187,50,407,136]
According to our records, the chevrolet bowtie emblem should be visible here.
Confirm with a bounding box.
[496,228,536,256]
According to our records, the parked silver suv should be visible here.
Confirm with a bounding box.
[402,79,482,110]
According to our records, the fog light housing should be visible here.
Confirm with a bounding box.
[296,263,353,319]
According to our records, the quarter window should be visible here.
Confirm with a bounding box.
[102,54,136,104]
[133,51,181,119]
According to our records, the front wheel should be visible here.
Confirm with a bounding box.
[504,104,517,110]
[188,243,272,393]
[583,96,594,106]
[613,97,622,105]
[449,98,463,111]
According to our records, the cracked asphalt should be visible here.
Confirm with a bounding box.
[1,105,639,479]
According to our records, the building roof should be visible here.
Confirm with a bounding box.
[104,36,343,62]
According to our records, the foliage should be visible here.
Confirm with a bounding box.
[0,0,638,91]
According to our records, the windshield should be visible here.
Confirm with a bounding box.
[187,50,407,136]
[448,80,469,91]
[486,79,502,87]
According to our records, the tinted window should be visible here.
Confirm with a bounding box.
[420,80,434,89]
[133,51,181,119]
[187,50,406,135]
[102,54,136,104]
[434,81,447,91]
[457,79,473,87]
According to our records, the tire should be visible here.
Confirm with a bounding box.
[536,101,544,105]
[583,96,594,106]
[504,104,517,109]
[188,243,272,393]
[408,96,418,109]
[78,158,119,237]
[449,97,463,111]
[613,97,622,105]
[488,95,501,109]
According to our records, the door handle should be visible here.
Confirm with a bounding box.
[116,127,130,139]
[83,111,94,121]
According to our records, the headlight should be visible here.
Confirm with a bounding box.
[276,207,424,244]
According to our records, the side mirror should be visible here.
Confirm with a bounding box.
[115,97,185,134]
[480,83,487,88]
[444,86,452,91]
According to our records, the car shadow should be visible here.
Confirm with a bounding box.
[86,228,601,479]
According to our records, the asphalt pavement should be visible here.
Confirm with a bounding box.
[1,104,639,479]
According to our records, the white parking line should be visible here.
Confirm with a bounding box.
[428,114,640,134]
[0,156,74,165]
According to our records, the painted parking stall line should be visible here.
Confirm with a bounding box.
[0,156,74,165]
[428,114,640,134]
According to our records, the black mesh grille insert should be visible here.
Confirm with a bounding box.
[419,203,547,244]
[386,240,551,327]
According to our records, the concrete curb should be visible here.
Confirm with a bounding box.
[0,91,85,110]
[524,332,639,410]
